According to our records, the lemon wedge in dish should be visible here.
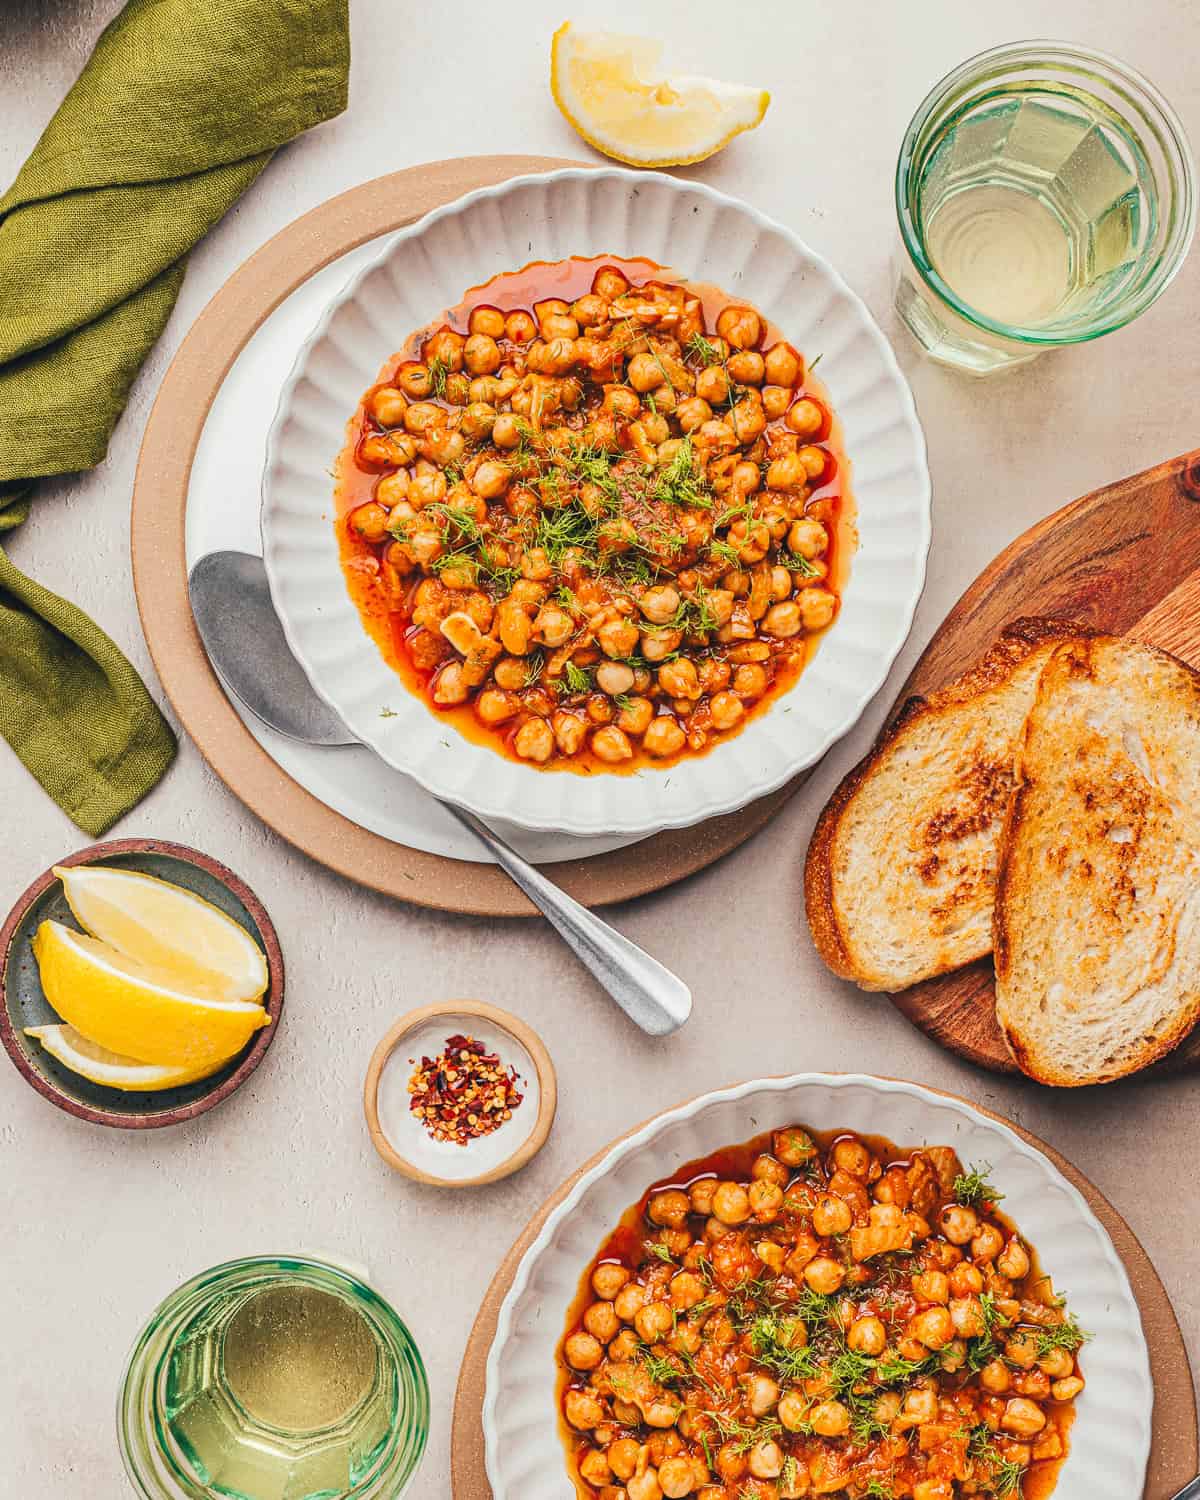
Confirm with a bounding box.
[31,920,270,1069]
[54,863,267,1003]
[24,1024,228,1092]
[550,23,770,168]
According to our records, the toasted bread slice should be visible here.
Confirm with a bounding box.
[805,618,1082,991]
[994,636,1200,1085]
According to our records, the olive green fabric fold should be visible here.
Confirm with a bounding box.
[0,0,349,833]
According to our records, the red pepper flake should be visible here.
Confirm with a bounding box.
[406,1033,524,1146]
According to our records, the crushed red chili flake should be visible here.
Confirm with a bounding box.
[406,1033,524,1146]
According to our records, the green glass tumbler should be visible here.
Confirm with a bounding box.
[118,1256,429,1500]
[894,41,1196,374]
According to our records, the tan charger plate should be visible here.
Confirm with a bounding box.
[131,154,807,917]
[451,1078,1196,1499]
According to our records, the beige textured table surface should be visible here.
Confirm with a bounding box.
[1,1,1198,1493]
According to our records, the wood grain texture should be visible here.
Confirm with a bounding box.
[885,448,1200,1075]
[450,1078,1197,1500]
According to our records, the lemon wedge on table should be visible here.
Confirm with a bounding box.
[54,863,267,1003]
[550,23,770,168]
[23,1025,227,1092]
[31,921,270,1070]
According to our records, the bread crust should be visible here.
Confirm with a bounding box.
[994,634,1200,1084]
[804,617,1083,989]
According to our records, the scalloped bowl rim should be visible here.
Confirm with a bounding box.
[481,1073,1151,1500]
[261,168,931,837]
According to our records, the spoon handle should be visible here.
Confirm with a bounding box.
[446,806,692,1037]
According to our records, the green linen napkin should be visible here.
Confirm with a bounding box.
[0,0,349,834]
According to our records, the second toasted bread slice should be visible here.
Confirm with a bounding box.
[805,618,1080,991]
[994,636,1200,1085]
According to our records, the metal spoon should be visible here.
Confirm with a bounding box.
[1169,1479,1200,1500]
[188,551,692,1036]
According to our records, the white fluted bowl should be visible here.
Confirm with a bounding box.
[262,169,930,837]
[483,1075,1150,1500]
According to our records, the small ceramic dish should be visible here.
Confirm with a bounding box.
[0,839,283,1130]
[263,165,931,839]
[483,1074,1152,1500]
[363,1000,556,1188]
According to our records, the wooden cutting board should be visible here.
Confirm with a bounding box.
[883,447,1200,1075]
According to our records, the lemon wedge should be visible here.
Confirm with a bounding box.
[54,864,267,1003]
[32,920,270,1069]
[550,22,770,168]
[24,1024,227,1092]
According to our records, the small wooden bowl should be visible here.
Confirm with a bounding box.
[364,1001,556,1188]
[0,838,283,1130]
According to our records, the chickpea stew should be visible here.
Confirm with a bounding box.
[335,258,850,772]
[558,1127,1085,1500]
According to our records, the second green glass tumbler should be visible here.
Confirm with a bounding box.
[894,40,1196,374]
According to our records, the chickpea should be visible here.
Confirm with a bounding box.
[491,655,527,691]
[694,365,730,405]
[811,1195,853,1237]
[475,689,519,726]
[772,1127,815,1166]
[948,1261,983,1297]
[795,444,827,482]
[1037,1346,1075,1379]
[564,1388,605,1430]
[658,1457,697,1499]
[689,1179,718,1216]
[742,1372,780,1418]
[1013,1369,1051,1399]
[997,1237,1032,1280]
[490,411,522,449]
[598,616,642,658]
[581,1300,620,1343]
[901,1384,938,1426]
[618,695,655,736]
[913,1482,953,1500]
[1051,1375,1084,1402]
[635,1300,674,1343]
[643,716,687,758]
[461,332,500,377]
[748,1180,783,1221]
[786,518,827,560]
[614,1281,647,1322]
[429,660,468,705]
[505,309,537,343]
[716,305,762,349]
[513,717,554,763]
[939,1204,979,1245]
[564,1330,604,1371]
[976,1357,1012,1395]
[541,312,580,341]
[595,660,636,697]
[659,659,701,701]
[910,1306,954,1350]
[397,364,433,399]
[628,1468,664,1500]
[763,343,801,387]
[350,501,392,544]
[730,397,766,444]
[594,267,630,300]
[1001,1398,1047,1437]
[711,1181,752,1226]
[1004,1330,1041,1369]
[785,398,824,437]
[420,425,465,467]
[471,460,511,499]
[912,1270,950,1304]
[667,1271,704,1312]
[761,601,802,639]
[750,1154,788,1188]
[369,385,408,427]
[463,305,502,338]
[648,1189,691,1229]
[747,1440,783,1480]
[775,1389,810,1432]
[847,1315,887,1356]
[623,352,664,394]
[425,327,465,371]
[705,690,743,732]
[809,1399,851,1438]
[593,1263,630,1301]
[765,453,806,491]
[762,385,792,421]
[715,1444,748,1484]
[733,663,768,700]
[592,725,634,763]
[971,1223,1005,1263]
[606,1438,640,1482]
[803,1257,845,1295]
[577,1448,612,1487]
[403,401,444,437]
[638,585,680,625]
[610,1328,640,1364]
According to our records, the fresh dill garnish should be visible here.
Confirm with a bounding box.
[808,352,823,370]
[966,1424,1025,1496]
[707,537,744,571]
[874,1351,938,1385]
[1034,1312,1088,1356]
[639,1348,681,1386]
[952,1163,1004,1208]
[684,331,719,366]
[563,660,592,694]
[645,1242,676,1265]
[780,1456,800,1493]
[776,550,819,576]
[427,355,449,398]
[522,650,546,686]
[613,693,636,713]
[862,1481,896,1500]
[748,1313,818,1383]
[653,435,711,510]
